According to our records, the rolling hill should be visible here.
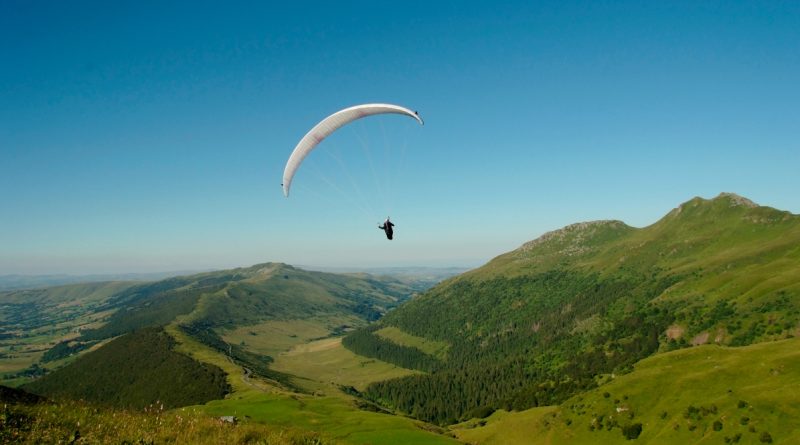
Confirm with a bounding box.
[454,337,800,444]
[342,193,800,424]
[22,327,230,409]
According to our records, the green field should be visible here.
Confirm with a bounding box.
[168,323,457,444]
[200,390,459,445]
[3,396,331,445]
[222,316,357,358]
[454,338,800,444]
[271,336,420,392]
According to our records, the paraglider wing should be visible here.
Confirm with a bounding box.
[282,103,423,197]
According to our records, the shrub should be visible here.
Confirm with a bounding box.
[622,423,642,440]
[713,420,723,431]
[759,432,773,443]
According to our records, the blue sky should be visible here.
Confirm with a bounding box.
[1,1,798,274]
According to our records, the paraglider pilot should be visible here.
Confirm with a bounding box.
[378,217,395,240]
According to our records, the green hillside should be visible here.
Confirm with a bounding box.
[454,337,800,444]
[1,391,331,445]
[343,193,800,424]
[22,327,229,409]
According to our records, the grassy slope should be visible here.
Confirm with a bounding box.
[2,398,331,445]
[222,318,340,358]
[476,194,800,341]
[168,282,457,445]
[169,276,457,444]
[455,337,800,445]
[167,323,458,445]
[201,390,458,445]
[271,336,420,392]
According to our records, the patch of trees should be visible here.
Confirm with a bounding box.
[0,384,45,405]
[341,325,442,372]
[622,422,642,440]
[41,341,95,363]
[22,327,229,409]
[364,359,595,425]
[683,403,718,421]
[350,302,383,322]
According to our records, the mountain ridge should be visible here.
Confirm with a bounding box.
[343,192,800,424]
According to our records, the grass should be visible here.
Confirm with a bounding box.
[222,317,357,358]
[271,337,420,392]
[453,337,800,444]
[3,399,331,445]
[451,406,559,444]
[168,322,457,444]
[199,390,459,445]
[374,326,450,360]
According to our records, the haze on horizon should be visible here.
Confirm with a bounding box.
[2,1,798,275]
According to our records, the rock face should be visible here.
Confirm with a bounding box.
[716,192,757,208]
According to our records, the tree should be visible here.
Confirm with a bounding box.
[622,423,642,440]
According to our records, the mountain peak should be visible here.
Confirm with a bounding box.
[712,192,758,208]
[669,192,759,218]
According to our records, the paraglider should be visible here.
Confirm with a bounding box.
[281,103,423,198]
[378,217,395,240]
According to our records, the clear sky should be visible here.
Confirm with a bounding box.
[2,1,799,274]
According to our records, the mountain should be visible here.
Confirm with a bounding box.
[301,266,472,292]
[0,271,202,291]
[342,193,800,424]
[22,327,229,409]
[14,262,418,401]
